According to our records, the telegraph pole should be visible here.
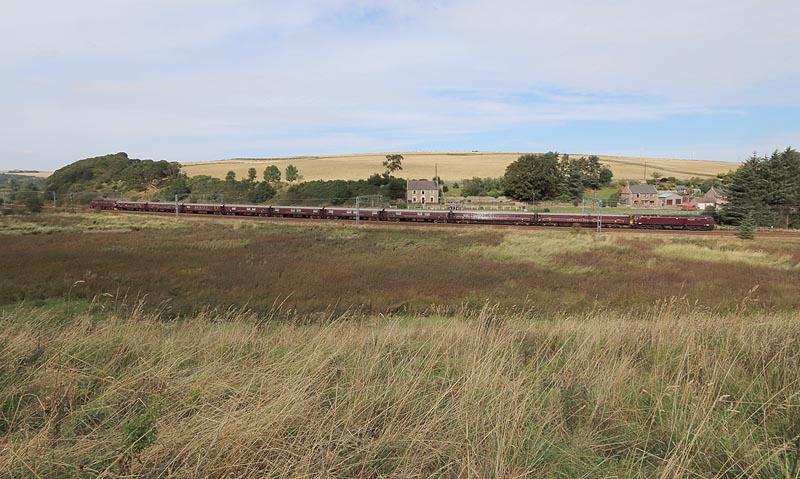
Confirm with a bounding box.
[175,194,179,219]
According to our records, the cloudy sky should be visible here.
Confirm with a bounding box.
[2,0,798,170]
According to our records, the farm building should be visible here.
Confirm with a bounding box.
[619,184,658,207]
[406,179,440,205]
[658,191,683,208]
[696,186,728,209]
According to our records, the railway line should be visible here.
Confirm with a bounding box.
[88,200,800,239]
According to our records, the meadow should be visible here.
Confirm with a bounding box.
[180,152,737,182]
[2,212,800,315]
[3,212,800,478]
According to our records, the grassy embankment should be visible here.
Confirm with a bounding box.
[2,212,800,477]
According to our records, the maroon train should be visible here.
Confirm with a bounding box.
[90,199,715,230]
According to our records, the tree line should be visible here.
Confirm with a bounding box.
[720,147,800,228]
[158,164,303,203]
[502,152,613,202]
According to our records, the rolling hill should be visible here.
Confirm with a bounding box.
[180,152,737,182]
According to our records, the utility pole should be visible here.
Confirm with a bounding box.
[175,194,179,219]
[355,194,383,226]
[595,197,602,233]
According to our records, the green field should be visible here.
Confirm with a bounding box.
[3,212,800,477]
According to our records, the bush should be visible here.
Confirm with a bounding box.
[18,192,44,213]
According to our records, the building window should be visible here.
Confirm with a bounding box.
[412,196,417,203]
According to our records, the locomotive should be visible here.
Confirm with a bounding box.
[90,199,716,230]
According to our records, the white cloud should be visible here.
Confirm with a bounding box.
[1,0,798,168]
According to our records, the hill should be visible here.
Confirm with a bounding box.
[181,152,737,182]
[45,152,181,195]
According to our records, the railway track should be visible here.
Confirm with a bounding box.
[95,209,800,239]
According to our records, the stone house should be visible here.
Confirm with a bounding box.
[406,179,440,205]
[619,184,658,207]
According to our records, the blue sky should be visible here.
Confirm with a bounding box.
[1,0,799,170]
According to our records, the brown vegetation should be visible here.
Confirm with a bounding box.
[3,213,800,477]
[2,213,800,316]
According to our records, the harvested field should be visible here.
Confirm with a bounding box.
[180,152,738,182]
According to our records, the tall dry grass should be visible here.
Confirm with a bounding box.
[2,299,800,477]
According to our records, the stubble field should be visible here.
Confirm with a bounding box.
[2,212,800,478]
[180,152,737,182]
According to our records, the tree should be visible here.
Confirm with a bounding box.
[599,167,613,186]
[263,165,281,183]
[563,163,584,201]
[18,191,43,213]
[383,154,403,175]
[225,171,236,183]
[503,152,562,201]
[738,212,756,240]
[248,182,277,203]
[285,164,299,182]
[721,148,800,228]
[247,168,257,183]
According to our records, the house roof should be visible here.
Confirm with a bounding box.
[658,192,681,198]
[627,184,658,194]
[407,179,438,190]
[707,186,729,197]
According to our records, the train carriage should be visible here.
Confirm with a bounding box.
[115,201,148,211]
[183,203,224,214]
[325,207,382,220]
[272,206,323,218]
[597,215,630,227]
[536,213,598,227]
[90,199,116,210]
[384,209,449,222]
[451,210,534,225]
[224,204,261,216]
[146,202,176,213]
[632,215,715,230]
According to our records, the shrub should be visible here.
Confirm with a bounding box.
[123,409,158,454]
[18,192,44,213]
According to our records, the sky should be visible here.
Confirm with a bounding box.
[1,0,799,171]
